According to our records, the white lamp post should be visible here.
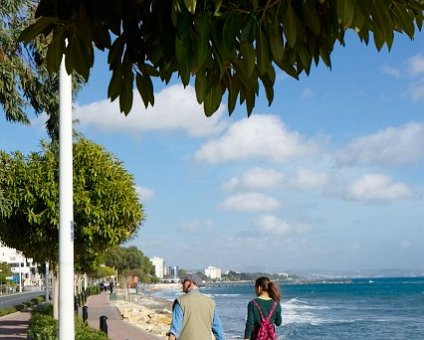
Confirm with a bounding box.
[58,54,74,340]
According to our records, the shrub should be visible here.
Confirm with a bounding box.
[75,319,108,340]
[0,306,16,317]
[28,313,57,339]
[15,304,25,311]
[87,286,100,296]
[27,313,108,340]
[31,298,41,305]
[33,302,53,316]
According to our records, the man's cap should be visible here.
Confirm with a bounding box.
[182,273,203,287]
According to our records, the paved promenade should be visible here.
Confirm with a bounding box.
[85,291,162,340]
[0,292,162,340]
[0,311,31,339]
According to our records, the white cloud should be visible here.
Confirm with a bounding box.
[195,114,318,164]
[136,185,155,202]
[74,85,228,137]
[341,174,416,202]
[254,215,295,236]
[179,219,213,232]
[301,88,314,99]
[288,167,329,190]
[220,192,279,212]
[408,54,424,76]
[381,65,401,78]
[409,82,424,102]
[336,122,424,166]
[222,167,283,192]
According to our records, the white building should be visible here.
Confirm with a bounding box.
[150,256,165,279]
[205,266,222,280]
[0,243,41,289]
[168,265,179,279]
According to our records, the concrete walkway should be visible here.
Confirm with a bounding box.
[85,292,162,340]
[0,311,31,339]
[0,292,162,340]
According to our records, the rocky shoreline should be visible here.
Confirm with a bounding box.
[112,284,180,338]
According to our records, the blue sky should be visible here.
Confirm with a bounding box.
[1,31,423,273]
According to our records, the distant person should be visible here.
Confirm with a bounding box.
[109,281,114,294]
[244,277,282,340]
[167,274,225,340]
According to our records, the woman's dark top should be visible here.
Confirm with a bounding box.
[244,297,282,339]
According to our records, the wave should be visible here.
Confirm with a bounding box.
[281,298,328,326]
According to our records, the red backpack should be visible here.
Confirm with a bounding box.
[251,299,278,340]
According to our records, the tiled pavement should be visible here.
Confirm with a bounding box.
[85,292,162,340]
[0,311,31,339]
[0,292,162,340]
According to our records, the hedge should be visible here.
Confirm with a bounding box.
[28,311,108,340]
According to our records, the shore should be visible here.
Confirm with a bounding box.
[112,283,180,338]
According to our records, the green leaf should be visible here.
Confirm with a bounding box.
[223,13,242,53]
[227,77,240,114]
[135,72,154,108]
[303,5,321,36]
[108,68,122,101]
[204,83,223,116]
[240,42,255,76]
[391,3,414,38]
[195,71,207,104]
[19,17,57,44]
[240,14,256,43]
[284,5,298,48]
[257,27,271,76]
[259,73,274,106]
[195,12,211,68]
[108,36,124,68]
[269,33,284,62]
[46,29,66,72]
[184,0,197,14]
[66,33,90,80]
[337,0,355,27]
[275,58,299,79]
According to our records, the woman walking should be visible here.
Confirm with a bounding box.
[244,277,282,340]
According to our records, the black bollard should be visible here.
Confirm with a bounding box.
[74,297,79,315]
[82,306,88,322]
[99,315,108,335]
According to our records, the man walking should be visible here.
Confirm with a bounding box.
[167,274,225,340]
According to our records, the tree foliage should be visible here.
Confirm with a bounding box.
[0,189,11,218]
[0,261,12,284]
[104,246,156,282]
[89,265,116,279]
[0,0,83,138]
[19,0,424,116]
[0,137,144,273]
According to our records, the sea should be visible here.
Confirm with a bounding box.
[150,277,424,340]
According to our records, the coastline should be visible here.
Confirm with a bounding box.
[112,283,180,338]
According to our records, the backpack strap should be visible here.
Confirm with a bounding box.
[267,301,277,319]
[252,299,277,320]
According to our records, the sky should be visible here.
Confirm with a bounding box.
[1,31,424,274]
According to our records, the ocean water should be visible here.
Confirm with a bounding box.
[152,277,424,339]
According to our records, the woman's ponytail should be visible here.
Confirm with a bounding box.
[255,276,281,302]
[268,281,281,302]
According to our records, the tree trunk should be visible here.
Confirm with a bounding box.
[52,272,59,319]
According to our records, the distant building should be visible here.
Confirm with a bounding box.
[205,266,222,279]
[150,256,165,279]
[0,243,41,288]
[168,265,179,278]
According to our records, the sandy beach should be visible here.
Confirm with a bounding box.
[112,283,181,338]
